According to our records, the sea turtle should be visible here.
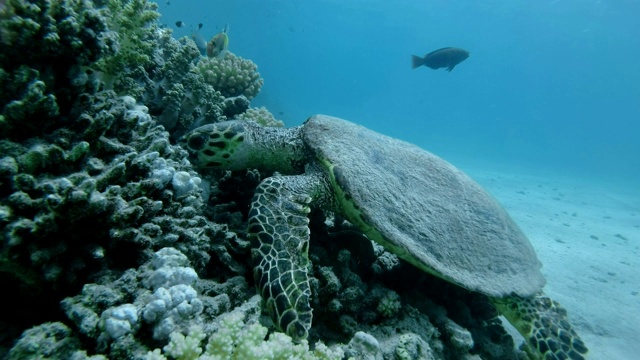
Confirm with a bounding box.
[180,115,588,359]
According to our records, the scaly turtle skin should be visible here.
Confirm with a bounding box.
[180,115,588,359]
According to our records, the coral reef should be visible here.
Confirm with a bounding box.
[102,8,226,139]
[116,32,228,140]
[96,0,246,140]
[1,0,539,359]
[0,0,235,355]
[0,90,227,354]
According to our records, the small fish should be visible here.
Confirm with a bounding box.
[207,25,229,58]
[175,21,185,28]
[198,23,203,30]
[411,47,470,72]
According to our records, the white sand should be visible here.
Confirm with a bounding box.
[462,165,640,360]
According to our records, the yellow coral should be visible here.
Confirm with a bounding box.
[196,52,263,100]
[236,107,284,127]
[147,312,344,360]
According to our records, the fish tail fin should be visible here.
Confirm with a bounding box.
[411,55,425,69]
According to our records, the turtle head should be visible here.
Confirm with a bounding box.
[180,120,306,174]
[180,120,253,171]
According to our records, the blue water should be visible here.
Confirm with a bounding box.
[157,0,640,184]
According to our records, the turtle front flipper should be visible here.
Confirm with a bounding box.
[493,294,588,360]
[248,173,331,341]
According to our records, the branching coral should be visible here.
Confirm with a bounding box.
[196,52,264,100]
[92,0,160,83]
[235,106,284,127]
[147,312,344,360]
[376,289,402,318]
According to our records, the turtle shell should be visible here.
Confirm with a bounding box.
[302,115,545,297]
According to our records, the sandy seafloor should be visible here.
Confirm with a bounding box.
[459,164,639,360]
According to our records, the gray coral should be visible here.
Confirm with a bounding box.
[0,0,114,68]
[7,322,107,360]
[0,0,114,139]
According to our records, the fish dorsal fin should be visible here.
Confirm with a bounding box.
[426,47,453,57]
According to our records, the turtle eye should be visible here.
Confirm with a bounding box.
[187,134,207,150]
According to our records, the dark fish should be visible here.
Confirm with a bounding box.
[411,47,470,72]
[191,24,208,56]
[191,30,207,56]
[175,21,185,28]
